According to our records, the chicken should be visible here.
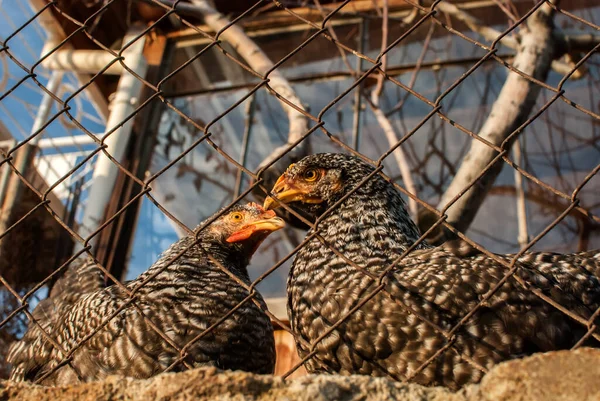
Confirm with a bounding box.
[8,202,283,385]
[264,153,600,389]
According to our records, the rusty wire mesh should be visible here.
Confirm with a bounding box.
[0,0,599,385]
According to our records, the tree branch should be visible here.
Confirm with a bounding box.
[187,0,310,188]
[512,140,529,248]
[433,1,558,238]
[370,0,419,219]
[489,185,600,230]
[561,32,600,53]
[436,1,587,79]
[435,2,518,49]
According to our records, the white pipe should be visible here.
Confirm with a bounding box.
[77,27,147,248]
[18,71,65,204]
[0,71,64,213]
[37,134,99,149]
[30,71,64,145]
[41,41,125,75]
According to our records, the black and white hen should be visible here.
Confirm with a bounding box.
[264,153,600,389]
[8,203,283,385]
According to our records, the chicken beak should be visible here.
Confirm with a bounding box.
[263,174,322,210]
[226,211,285,243]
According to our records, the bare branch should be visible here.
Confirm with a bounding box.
[435,1,558,237]
[370,0,419,219]
[512,139,529,248]
[489,185,600,230]
[562,32,600,53]
[188,0,310,184]
[435,2,518,49]
[436,1,584,79]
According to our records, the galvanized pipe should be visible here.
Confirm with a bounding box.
[77,27,148,249]
[37,134,100,149]
[41,41,125,75]
[0,71,63,215]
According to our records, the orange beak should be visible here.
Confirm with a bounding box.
[263,174,323,210]
[226,210,285,243]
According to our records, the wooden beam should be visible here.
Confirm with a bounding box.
[166,0,597,42]
[273,330,307,378]
[0,121,11,141]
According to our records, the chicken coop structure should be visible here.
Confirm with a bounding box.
[0,0,599,385]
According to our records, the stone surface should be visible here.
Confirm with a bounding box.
[1,348,599,401]
[477,348,600,401]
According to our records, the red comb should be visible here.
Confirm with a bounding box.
[248,202,264,212]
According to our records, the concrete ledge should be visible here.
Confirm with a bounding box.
[2,348,599,401]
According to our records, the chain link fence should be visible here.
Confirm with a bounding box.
[0,0,599,386]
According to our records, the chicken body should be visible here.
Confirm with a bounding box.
[8,203,281,385]
[265,153,600,389]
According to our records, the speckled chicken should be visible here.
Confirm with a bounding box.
[5,257,106,382]
[8,203,283,385]
[264,153,600,390]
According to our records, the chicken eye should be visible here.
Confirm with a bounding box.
[230,212,244,222]
[303,168,319,182]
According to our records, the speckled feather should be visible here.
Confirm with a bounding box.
[278,153,600,390]
[8,204,276,385]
